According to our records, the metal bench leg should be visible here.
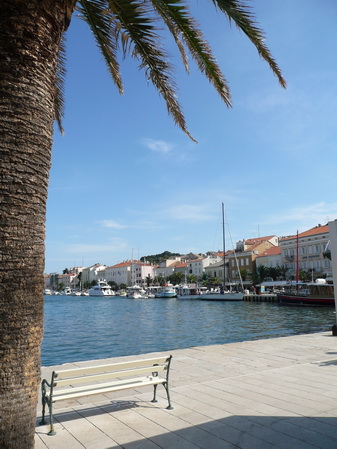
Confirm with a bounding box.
[163,382,173,410]
[151,384,158,403]
[40,396,47,425]
[48,402,56,436]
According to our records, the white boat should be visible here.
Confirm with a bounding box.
[130,291,148,299]
[127,285,148,298]
[43,288,52,295]
[197,290,244,301]
[155,284,177,298]
[88,280,115,297]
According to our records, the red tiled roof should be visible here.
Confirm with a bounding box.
[256,247,281,258]
[299,224,329,237]
[175,262,189,268]
[106,261,133,269]
[244,235,275,245]
[281,225,328,241]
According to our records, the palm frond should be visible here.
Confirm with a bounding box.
[150,1,190,73]
[211,0,286,88]
[151,0,231,106]
[54,35,66,134]
[107,0,196,141]
[77,0,124,94]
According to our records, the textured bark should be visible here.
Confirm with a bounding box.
[0,2,68,448]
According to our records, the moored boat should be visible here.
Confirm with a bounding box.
[88,280,115,297]
[127,285,148,298]
[155,284,177,298]
[197,290,244,301]
[277,279,334,306]
[176,284,208,299]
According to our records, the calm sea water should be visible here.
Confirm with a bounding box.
[42,295,336,366]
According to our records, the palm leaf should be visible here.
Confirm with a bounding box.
[77,0,124,93]
[54,35,66,134]
[150,1,190,73]
[107,0,196,141]
[211,0,286,87]
[151,0,231,106]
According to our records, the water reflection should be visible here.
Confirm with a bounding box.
[42,296,335,366]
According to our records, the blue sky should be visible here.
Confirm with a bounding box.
[45,0,337,273]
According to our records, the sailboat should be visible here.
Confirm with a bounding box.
[197,203,244,301]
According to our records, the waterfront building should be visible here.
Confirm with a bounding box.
[279,224,331,279]
[227,235,278,282]
[57,272,78,289]
[105,261,133,286]
[69,266,85,276]
[105,260,155,287]
[187,254,222,278]
[130,261,155,287]
[44,273,52,289]
[204,259,229,283]
[154,257,182,279]
[81,263,107,286]
[172,262,189,275]
[255,246,282,270]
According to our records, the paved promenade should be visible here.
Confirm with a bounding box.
[35,332,337,449]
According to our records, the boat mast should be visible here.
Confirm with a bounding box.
[222,202,226,290]
[296,230,299,286]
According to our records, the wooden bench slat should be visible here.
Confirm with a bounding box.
[55,365,166,387]
[52,376,166,401]
[55,356,170,379]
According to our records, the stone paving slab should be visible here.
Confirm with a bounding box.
[35,332,337,449]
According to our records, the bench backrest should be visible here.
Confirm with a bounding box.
[52,355,172,388]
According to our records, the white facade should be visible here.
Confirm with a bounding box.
[81,264,107,285]
[154,261,177,279]
[187,255,221,278]
[255,251,282,269]
[58,272,78,288]
[130,262,155,286]
[105,262,132,286]
[279,225,331,279]
[204,260,229,282]
[105,260,155,286]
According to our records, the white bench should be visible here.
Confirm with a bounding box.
[40,355,173,435]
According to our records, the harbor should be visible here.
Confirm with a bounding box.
[41,295,335,367]
[36,331,337,449]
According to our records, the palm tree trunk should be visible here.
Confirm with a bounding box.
[0,2,68,447]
